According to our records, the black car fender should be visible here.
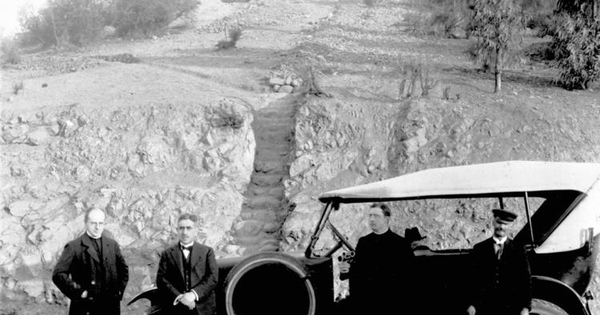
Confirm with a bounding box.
[532,275,589,315]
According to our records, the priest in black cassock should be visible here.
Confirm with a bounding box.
[339,203,415,315]
[53,208,129,315]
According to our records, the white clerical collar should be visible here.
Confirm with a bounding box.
[373,228,389,235]
[493,236,507,245]
[86,231,101,240]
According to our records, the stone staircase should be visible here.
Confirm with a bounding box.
[231,95,298,254]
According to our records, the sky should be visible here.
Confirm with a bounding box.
[0,0,48,38]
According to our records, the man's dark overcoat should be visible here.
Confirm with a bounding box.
[344,229,415,315]
[156,242,219,315]
[470,237,532,315]
[52,232,129,315]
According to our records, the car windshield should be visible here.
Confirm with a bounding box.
[324,197,545,251]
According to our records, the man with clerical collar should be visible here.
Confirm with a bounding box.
[339,203,414,315]
[467,208,532,315]
[157,213,218,315]
[53,208,129,315]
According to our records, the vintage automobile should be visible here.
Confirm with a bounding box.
[129,161,599,315]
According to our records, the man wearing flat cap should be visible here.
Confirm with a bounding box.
[467,208,531,315]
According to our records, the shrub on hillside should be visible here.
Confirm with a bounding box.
[520,0,557,37]
[552,13,600,90]
[108,0,199,38]
[216,26,243,50]
[13,82,24,95]
[407,0,470,38]
[525,12,555,37]
[20,0,106,47]
[523,41,556,63]
[428,10,465,38]
[207,104,245,129]
[1,40,21,65]
[20,9,58,47]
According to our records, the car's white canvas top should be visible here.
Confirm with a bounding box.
[319,161,600,202]
[319,161,600,253]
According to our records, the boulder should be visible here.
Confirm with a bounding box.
[269,77,285,86]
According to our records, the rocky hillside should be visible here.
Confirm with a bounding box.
[0,63,259,305]
[1,0,599,314]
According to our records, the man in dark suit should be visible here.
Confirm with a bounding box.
[156,213,219,315]
[53,208,129,315]
[339,203,415,315]
[467,208,532,315]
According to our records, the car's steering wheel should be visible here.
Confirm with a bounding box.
[324,222,355,258]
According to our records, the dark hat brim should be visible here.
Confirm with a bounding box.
[492,208,517,222]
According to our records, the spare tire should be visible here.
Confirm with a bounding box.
[223,252,317,315]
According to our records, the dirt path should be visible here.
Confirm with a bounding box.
[128,0,336,254]
[233,94,301,254]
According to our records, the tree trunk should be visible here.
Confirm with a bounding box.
[494,70,502,93]
[49,8,61,48]
[494,47,502,93]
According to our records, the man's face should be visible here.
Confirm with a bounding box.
[86,210,105,238]
[368,207,389,234]
[177,219,197,244]
[492,217,510,238]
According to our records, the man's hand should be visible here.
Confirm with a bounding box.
[80,290,88,299]
[180,292,196,310]
[175,294,195,310]
[339,261,350,274]
[466,305,476,315]
[520,308,529,315]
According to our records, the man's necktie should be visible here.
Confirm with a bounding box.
[495,242,504,260]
